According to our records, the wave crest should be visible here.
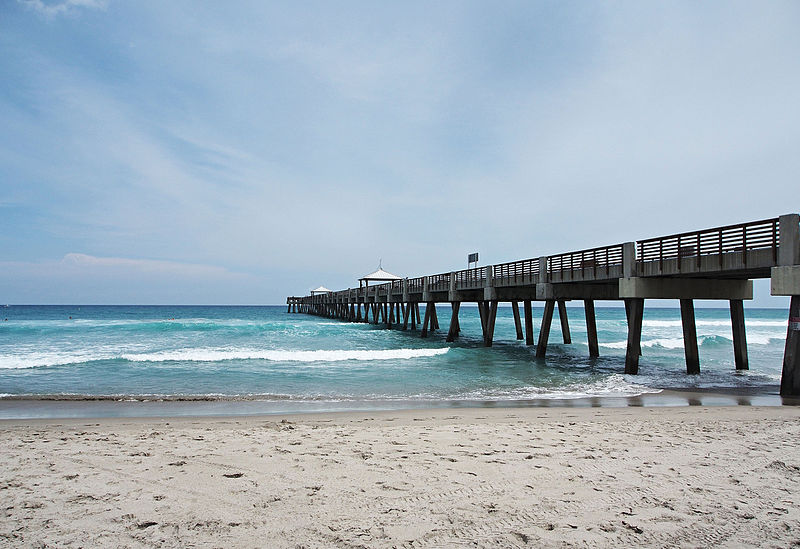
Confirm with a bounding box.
[0,347,450,369]
[123,348,449,363]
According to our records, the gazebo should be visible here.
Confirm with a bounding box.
[359,263,401,291]
[310,286,332,295]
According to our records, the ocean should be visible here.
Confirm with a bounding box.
[0,305,788,417]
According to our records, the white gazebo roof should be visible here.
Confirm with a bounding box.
[311,286,332,294]
[359,268,401,282]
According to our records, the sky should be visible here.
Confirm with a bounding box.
[0,0,798,306]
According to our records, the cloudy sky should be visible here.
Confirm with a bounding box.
[1,1,798,305]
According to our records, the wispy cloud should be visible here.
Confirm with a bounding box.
[59,253,249,279]
[19,0,107,18]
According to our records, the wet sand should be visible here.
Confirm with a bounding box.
[2,405,799,547]
[0,386,795,420]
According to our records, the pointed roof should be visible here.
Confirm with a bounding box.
[359,268,401,282]
[311,286,332,294]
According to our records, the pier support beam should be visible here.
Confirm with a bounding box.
[780,296,800,396]
[557,300,571,344]
[624,300,642,357]
[415,303,421,326]
[512,302,523,340]
[584,299,599,358]
[624,298,644,374]
[447,302,461,342]
[771,264,800,395]
[478,301,488,337]
[730,299,749,370]
[421,303,432,338]
[431,303,439,331]
[524,300,534,345]
[536,300,555,357]
[484,300,498,347]
[680,299,700,375]
[401,303,409,330]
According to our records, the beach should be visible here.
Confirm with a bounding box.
[2,404,799,548]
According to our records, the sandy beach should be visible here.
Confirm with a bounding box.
[1,405,799,548]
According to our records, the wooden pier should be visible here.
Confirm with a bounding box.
[288,214,800,396]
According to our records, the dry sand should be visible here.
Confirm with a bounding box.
[1,405,799,548]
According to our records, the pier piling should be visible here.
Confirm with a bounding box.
[557,300,571,344]
[446,302,461,342]
[478,301,488,339]
[625,298,644,374]
[584,299,599,358]
[680,299,700,375]
[536,300,555,357]
[485,301,498,347]
[780,296,800,396]
[512,302,523,340]
[421,303,432,338]
[730,299,749,370]
[524,300,534,345]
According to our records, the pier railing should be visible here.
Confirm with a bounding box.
[407,276,424,293]
[454,267,488,290]
[493,258,539,286]
[547,244,625,281]
[637,217,779,272]
[428,272,451,292]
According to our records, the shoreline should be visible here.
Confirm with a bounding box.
[2,385,797,421]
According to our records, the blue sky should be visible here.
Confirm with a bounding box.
[1,0,798,305]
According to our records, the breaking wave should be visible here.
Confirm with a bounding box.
[0,347,450,369]
[599,334,781,350]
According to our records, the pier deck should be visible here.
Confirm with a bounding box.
[288,214,800,396]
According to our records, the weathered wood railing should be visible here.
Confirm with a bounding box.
[494,258,539,286]
[637,217,779,271]
[547,244,625,281]
[427,272,451,292]
[454,267,488,290]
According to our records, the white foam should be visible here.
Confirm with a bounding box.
[0,347,451,369]
[643,319,785,328]
[600,334,780,350]
[0,351,116,369]
[747,334,783,345]
[122,347,450,363]
[459,374,661,400]
[599,338,687,349]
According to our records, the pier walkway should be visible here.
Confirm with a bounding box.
[288,214,800,396]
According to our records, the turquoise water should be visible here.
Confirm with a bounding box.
[0,305,787,409]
